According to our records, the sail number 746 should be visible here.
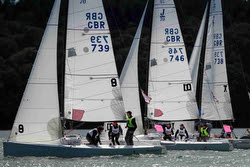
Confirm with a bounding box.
[169,48,184,62]
[90,36,109,52]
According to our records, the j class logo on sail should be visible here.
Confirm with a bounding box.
[86,12,105,29]
[90,36,110,52]
[165,28,181,42]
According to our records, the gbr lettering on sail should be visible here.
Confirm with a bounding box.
[82,0,110,53]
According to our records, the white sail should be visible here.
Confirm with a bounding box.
[64,0,125,122]
[147,0,198,121]
[201,0,233,120]
[189,3,208,92]
[120,1,149,135]
[9,0,62,143]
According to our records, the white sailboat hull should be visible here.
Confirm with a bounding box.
[160,140,233,151]
[3,141,162,158]
[211,137,250,149]
[229,139,250,149]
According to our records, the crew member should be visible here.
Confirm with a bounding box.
[86,126,104,146]
[175,124,189,141]
[199,123,210,142]
[108,122,123,145]
[162,123,174,141]
[125,111,137,145]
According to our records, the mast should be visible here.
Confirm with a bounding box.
[59,0,69,134]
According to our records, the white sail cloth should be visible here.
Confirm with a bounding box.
[9,0,62,143]
[120,1,149,135]
[189,3,208,92]
[64,0,125,122]
[147,0,198,121]
[201,0,234,120]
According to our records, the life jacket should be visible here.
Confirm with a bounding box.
[179,128,185,136]
[201,127,208,137]
[164,127,172,135]
[111,125,120,134]
[88,128,98,137]
[127,117,135,128]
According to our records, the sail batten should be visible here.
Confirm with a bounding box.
[147,0,199,121]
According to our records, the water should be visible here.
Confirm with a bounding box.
[1,130,250,167]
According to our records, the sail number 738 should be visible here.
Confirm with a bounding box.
[169,48,184,62]
[90,36,110,52]
[214,51,224,64]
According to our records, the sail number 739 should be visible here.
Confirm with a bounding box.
[169,48,184,62]
[90,36,110,52]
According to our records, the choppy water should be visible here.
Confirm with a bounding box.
[1,129,250,167]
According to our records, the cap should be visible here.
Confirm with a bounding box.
[180,124,184,126]
[126,111,132,115]
[113,122,117,125]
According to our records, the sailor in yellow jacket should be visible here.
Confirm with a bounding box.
[199,123,210,142]
[125,111,137,145]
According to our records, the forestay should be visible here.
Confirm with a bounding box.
[9,0,62,143]
[147,0,198,121]
[120,1,149,135]
[189,3,208,92]
[201,0,233,120]
[64,0,125,122]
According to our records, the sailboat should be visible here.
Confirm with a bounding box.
[3,0,162,157]
[146,0,233,151]
[199,0,250,149]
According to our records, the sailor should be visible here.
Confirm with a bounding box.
[219,129,225,138]
[125,111,137,145]
[108,122,123,145]
[86,126,104,146]
[199,123,210,142]
[226,126,237,139]
[247,129,250,136]
[175,124,189,141]
[162,123,174,141]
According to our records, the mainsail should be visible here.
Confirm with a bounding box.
[9,0,62,143]
[120,1,149,135]
[201,0,234,120]
[147,0,198,121]
[64,0,125,122]
[189,3,208,92]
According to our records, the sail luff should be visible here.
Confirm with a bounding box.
[189,3,208,92]
[120,0,149,135]
[201,0,234,120]
[9,0,62,143]
[64,0,125,122]
[147,0,199,121]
